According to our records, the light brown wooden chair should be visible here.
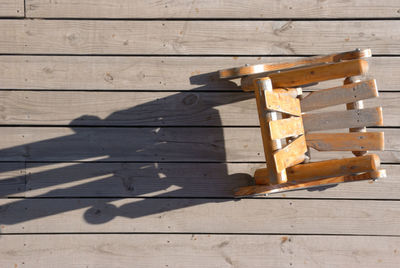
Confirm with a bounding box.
[218,49,386,197]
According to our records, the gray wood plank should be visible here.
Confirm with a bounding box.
[25,0,400,19]
[0,127,396,162]
[1,20,400,55]
[0,162,395,199]
[20,163,400,199]
[0,91,396,126]
[0,56,397,91]
[0,0,24,17]
[0,163,25,197]
[1,234,399,267]
[0,198,399,235]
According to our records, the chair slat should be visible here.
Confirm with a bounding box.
[273,135,307,173]
[303,107,383,132]
[306,132,384,151]
[300,80,378,112]
[269,117,304,140]
[264,91,301,116]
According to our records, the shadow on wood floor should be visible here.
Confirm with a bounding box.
[0,70,335,226]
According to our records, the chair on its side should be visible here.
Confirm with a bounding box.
[218,49,385,197]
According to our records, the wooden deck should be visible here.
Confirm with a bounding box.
[1,1,400,267]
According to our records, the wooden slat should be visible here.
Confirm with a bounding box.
[1,163,398,199]
[0,91,398,126]
[0,56,399,91]
[306,132,384,151]
[0,127,397,162]
[269,117,304,140]
[1,198,400,235]
[25,0,400,19]
[0,0,24,17]
[301,80,378,112]
[1,20,400,55]
[242,59,369,91]
[273,135,307,171]
[2,234,400,268]
[303,107,383,132]
[265,91,301,116]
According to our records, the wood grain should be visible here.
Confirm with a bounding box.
[25,0,400,19]
[0,91,398,126]
[0,56,398,91]
[1,234,400,268]
[0,0,24,17]
[1,198,400,235]
[1,20,400,55]
[0,127,396,162]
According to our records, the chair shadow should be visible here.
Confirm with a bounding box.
[0,71,257,226]
[0,70,338,227]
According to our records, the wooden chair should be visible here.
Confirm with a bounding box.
[218,49,386,197]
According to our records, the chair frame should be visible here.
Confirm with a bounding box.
[218,49,386,197]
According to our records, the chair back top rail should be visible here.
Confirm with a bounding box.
[241,59,369,91]
[219,48,371,79]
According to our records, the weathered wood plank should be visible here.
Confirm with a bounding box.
[0,163,25,197]
[0,91,398,126]
[0,162,397,199]
[2,234,400,268]
[0,127,397,162]
[1,20,400,55]
[0,56,398,91]
[18,164,400,199]
[25,0,400,19]
[1,198,400,235]
[0,0,24,17]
